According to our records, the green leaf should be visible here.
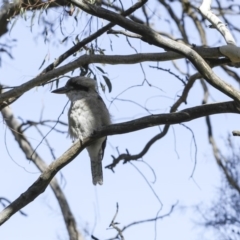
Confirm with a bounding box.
[23,9,27,21]
[96,66,105,74]
[61,36,68,43]
[99,49,105,55]
[55,78,59,89]
[74,16,78,25]
[38,6,44,24]
[30,11,36,32]
[44,3,50,14]
[20,8,24,17]
[102,75,112,93]
[75,34,79,43]
[38,53,48,70]
[100,82,105,93]
[9,17,18,35]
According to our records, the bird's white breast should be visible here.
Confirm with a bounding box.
[67,92,110,141]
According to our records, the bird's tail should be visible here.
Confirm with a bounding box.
[87,138,106,185]
[91,160,103,185]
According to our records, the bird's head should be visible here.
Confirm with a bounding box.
[51,77,97,95]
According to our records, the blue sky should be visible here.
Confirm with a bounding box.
[1,1,240,239]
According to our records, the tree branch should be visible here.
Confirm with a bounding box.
[68,0,240,102]
[1,105,83,240]
[0,0,68,37]
[106,125,170,170]
[106,72,201,169]
[158,0,188,42]
[94,101,240,138]
[40,0,147,74]
[0,100,240,225]
[199,0,236,45]
[107,29,142,39]
[0,48,227,109]
[106,201,177,240]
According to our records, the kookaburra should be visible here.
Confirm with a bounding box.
[52,77,111,185]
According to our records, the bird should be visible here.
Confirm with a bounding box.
[52,76,111,185]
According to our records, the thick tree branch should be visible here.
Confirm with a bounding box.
[40,0,147,74]
[199,0,236,45]
[0,49,227,109]
[0,100,240,225]
[95,101,240,138]
[101,0,146,25]
[0,0,68,37]
[106,73,203,169]
[1,105,83,240]
[68,0,240,102]
[107,29,142,39]
[0,133,87,226]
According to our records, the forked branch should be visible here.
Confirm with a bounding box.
[0,100,240,225]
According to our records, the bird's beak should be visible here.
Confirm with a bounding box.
[51,86,69,94]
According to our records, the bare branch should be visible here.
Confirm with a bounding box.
[40,0,147,74]
[182,0,207,46]
[199,0,236,45]
[158,0,188,42]
[0,100,240,224]
[0,197,27,217]
[107,29,142,39]
[0,48,228,109]
[1,105,83,240]
[0,0,68,37]
[68,0,240,102]
[208,126,240,194]
[106,72,202,169]
[121,202,177,233]
[221,65,240,85]
[108,203,125,240]
[101,0,146,25]
[232,130,240,137]
[94,101,240,138]
[107,202,178,240]
[201,81,240,195]
[106,125,169,170]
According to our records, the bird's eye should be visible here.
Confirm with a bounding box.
[69,82,89,92]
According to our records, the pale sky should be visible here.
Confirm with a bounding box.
[1,1,239,239]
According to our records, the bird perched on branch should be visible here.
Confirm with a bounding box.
[52,76,111,185]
